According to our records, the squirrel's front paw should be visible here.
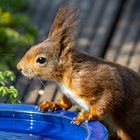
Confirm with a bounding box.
[71,112,94,125]
[38,101,60,112]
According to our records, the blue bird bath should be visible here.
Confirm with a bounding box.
[0,104,108,140]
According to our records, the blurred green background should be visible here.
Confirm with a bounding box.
[0,0,38,103]
[0,0,37,70]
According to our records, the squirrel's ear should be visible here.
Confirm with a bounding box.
[48,4,80,50]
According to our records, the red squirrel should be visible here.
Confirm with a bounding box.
[17,4,140,140]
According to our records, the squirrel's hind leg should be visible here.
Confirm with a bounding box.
[71,105,100,125]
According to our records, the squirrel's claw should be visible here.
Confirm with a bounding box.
[71,112,93,125]
[71,119,81,125]
[38,101,62,112]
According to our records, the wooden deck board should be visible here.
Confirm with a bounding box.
[21,79,41,103]
[91,0,122,56]
[77,0,107,55]
[105,0,135,61]
[37,82,58,104]
[39,0,64,40]
[105,0,140,73]
[128,38,140,72]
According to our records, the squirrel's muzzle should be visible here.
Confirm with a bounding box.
[17,62,22,72]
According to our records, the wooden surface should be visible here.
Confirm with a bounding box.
[13,0,140,105]
[105,0,140,73]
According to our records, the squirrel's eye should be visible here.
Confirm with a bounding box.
[36,57,47,64]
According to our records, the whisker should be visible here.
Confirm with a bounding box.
[27,77,31,84]
[29,67,46,88]
[29,69,32,79]
[38,77,46,88]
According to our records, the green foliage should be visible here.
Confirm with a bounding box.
[0,0,37,70]
[0,0,31,13]
[0,0,38,103]
[0,70,20,103]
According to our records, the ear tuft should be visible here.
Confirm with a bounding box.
[48,3,80,44]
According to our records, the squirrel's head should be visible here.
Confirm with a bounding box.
[17,4,79,80]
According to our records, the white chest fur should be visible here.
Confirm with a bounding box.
[59,84,90,112]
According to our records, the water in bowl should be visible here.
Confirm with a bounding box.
[0,131,55,140]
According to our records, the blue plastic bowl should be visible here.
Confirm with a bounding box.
[0,104,108,140]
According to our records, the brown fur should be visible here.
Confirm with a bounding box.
[17,4,140,140]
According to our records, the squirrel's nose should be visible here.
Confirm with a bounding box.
[17,63,22,72]
[19,68,22,72]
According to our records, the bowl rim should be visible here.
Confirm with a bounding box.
[0,104,108,140]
